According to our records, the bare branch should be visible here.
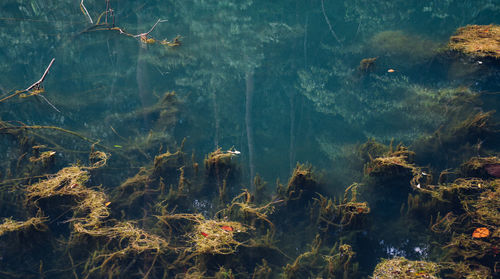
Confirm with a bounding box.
[0,58,56,103]
[26,58,55,92]
[80,0,94,24]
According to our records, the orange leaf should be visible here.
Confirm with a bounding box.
[221,226,234,232]
[472,227,489,238]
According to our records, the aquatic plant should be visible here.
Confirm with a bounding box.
[313,184,370,234]
[0,1,499,278]
[282,235,358,279]
[298,62,475,144]
[447,25,500,59]
[0,214,47,237]
[217,189,277,235]
[372,257,440,279]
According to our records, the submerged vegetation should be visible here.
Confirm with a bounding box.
[1,0,500,278]
[448,24,500,59]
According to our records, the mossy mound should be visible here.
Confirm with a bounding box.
[448,25,500,59]
[365,145,417,178]
[372,257,440,279]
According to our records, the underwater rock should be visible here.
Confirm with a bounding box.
[484,164,500,177]
[460,156,500,179]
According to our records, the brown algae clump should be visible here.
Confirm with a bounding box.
[372,257,440,279]
[0,215,47,236]
[358,57,378,73]
[25,166,91,203]
[25,166,111,228]
[191,218,249,255]
[448,25,500,59]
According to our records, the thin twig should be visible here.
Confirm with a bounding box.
[320,0,342,46]
[0,123,110,152]
[80,0,93,24]
[133,18,167,38]
[38,94,61,113]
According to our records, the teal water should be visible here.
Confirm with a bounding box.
[1,0,499,278]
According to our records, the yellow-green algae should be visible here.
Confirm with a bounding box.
[448,25,500,59]
[372,257,440,279]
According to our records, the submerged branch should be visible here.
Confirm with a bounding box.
[320,0,342,45]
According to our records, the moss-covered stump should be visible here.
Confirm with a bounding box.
[372,257,440,279]
[204,148,239,180]
[313,184,370,235]
[365,145,417,178]
[277,163,318,204]
[203,148,241,203]
[448,25,500,60]
[153,149,185,179]
[361,145,425,222]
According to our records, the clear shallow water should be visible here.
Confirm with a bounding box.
[1,1,499,278]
